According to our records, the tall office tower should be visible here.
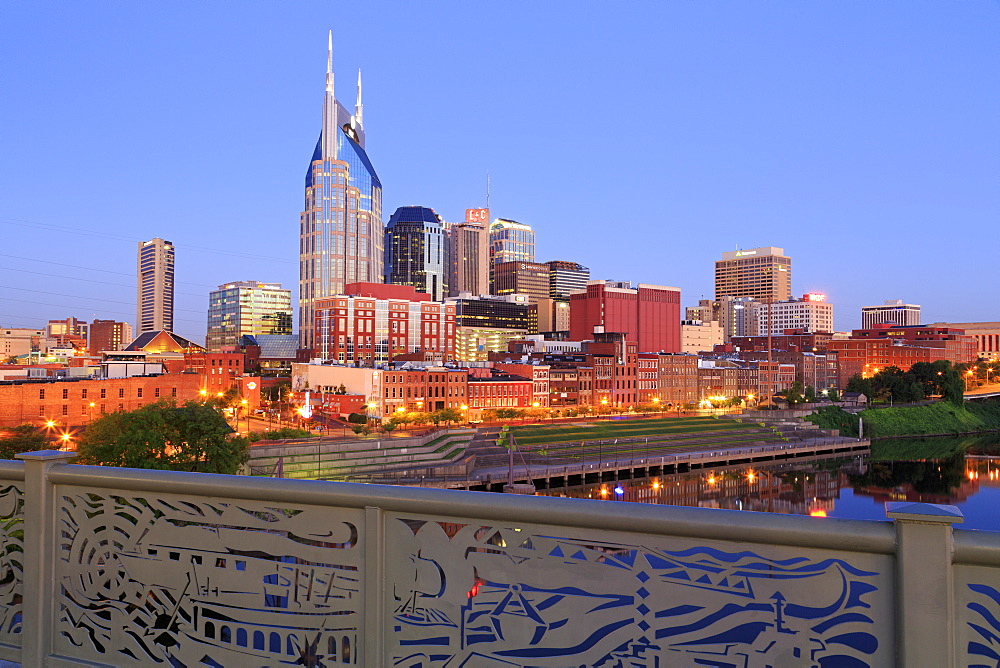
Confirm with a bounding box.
[862,300,921,329]
[714,247,792,302]
[206,281,293,351]
[569,280,682,353]
[492,261,550,302]
[88,320,133,356]
[384,206,447,301]
[137,238,175,333]
[449,208,490,296]
[488,218,534,291]
[299,33,382,351]
[546,260,590,300]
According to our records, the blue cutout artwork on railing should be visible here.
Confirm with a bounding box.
[391,521,884,667]
[967,583,1000,667]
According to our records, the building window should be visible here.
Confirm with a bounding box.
[62,388,68,400]
[38,407,45,417]
[137,388,143,398]
[101,388,107,399]
[171,388,177,397]
[81,388,88,399]
[119,388,125,398]
[154,387,160,397]
[39,388,45,399]
[62,405,68,416]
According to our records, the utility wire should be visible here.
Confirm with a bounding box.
[0,253,216,289]
[0,267,207,299]
[0,216,295,263]
[0,285,204,314]
[1,297,204,324]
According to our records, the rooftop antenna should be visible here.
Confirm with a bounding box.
[486,172,491,211]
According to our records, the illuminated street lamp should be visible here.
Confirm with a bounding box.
[58,432,72,450]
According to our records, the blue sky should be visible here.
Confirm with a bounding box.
[2,1,998,344]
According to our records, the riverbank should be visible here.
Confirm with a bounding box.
[806,398,1000,438]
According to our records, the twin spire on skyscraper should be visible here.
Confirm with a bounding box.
[321,31,364,161]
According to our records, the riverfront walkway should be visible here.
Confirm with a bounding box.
[470,435,870,491]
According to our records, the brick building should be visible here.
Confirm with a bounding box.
[0,355,258,429]
[313,283,455,365]
[569,280,681,353]
[828,325,977,381]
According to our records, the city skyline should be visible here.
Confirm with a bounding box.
[1,2,998,344]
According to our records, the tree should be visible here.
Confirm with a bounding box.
[432,408,463,425]
[827,388,840,403]
[846,374,873,397]
[804,385,816,403]
[262,381,290,402]
[347,412,368,424]
[381,421,398,435]
[76,401,250,474]
[0,425,50,460]
[784,381,804,406]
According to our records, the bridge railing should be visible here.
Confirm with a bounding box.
[1,450,997,667]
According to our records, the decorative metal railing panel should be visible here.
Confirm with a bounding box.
[54,486,364,666]
[385,512,894,667]
[955,565,1000,666]
[0,482,24,658]
[2,453,996,667]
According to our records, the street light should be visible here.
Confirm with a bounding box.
[58,432,72,451]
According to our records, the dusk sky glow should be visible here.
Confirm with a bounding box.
[2,2,997,344]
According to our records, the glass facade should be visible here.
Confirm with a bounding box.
[207,281,292,351]
[385,206,447,301]
[488,218,535,292]
[299,41,382,351]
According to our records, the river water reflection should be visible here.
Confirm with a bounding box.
[535,433,1000,532]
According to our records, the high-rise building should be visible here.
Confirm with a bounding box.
[545,260,589,332]
[492,261,550,302]
[206,281,293,351]
[747,293,834,337]
[448,208,490,296]
[299,33,382,352]
[384,206,447,301]
[546,261,590,300]
[862,300,921,329]
[137,238,175,334]
[714,246,792,302]
[488,218,534,291]
[88,320,133,356]
[569,280,682,353]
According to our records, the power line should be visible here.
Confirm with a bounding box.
[0,285,204,314]
[1,297,205,325]
[0,253,215,289]
[0,216,296,264]
[0,267,207,299]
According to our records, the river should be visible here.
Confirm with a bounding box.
[534,432,1000,532]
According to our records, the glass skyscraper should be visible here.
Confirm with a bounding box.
[206,281,292,351]
[488,218,535,293]
[385,206,447,301]
[299,33,382,351]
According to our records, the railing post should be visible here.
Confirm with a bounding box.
[886,501,963,668]
[16,450,76,666]
[363,505,385,668]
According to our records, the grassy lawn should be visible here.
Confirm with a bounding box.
[510,417,761,446]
